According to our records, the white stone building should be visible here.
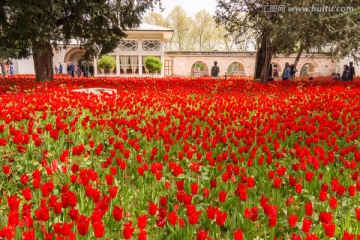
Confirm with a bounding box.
[10,23,358,78]
[13,24,174,77]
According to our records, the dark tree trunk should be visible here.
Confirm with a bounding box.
[0,61,6,77]
[32,41,54,82]
[294,44,304,69]
[254,29,273,83]
[260,30,273,83]
[254,45,263,80]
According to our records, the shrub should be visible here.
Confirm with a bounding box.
[97,55,116,74]
[144,57,162,74]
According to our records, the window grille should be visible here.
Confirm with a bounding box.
[142,40,161,51]
[119,40,138,51]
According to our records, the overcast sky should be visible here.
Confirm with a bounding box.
[153,0,218,17]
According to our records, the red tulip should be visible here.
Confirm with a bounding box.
[2,165,10,174]
[168,210,178,225]
[328,196,337,209]
[149,201,157,216]
[196,229,209,240]
[302,217,312,233]
[21,188,32,201]
[355,208,360,221]
[76,215,90,235]
[319,211,333,224]
[305,202,313,216]
[123,222,135,239]
[22,228,35,240]
[191,183,199,195]
[138,229,147,240]
[322,222,335,237]
[92,221,105,238]
[216,210,227,226]
[113,206,123,221]
[137,214,147,229]
[233,229,244,240]
[218,190,227,203]
[288,214,298,227]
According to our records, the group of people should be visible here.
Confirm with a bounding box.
[333,62,356,81]
[211,61,300,81]
[54,61,95,77]
[0,60,15,76]
[269,63,297,81]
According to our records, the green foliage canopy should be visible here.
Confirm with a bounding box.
[0,0,161,81]
[145,56,162,73]
[97,55,116,73]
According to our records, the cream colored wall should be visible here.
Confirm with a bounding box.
[165,52,336,77]
[15,48,338,78]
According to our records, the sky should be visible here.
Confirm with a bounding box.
[153,0,218,17]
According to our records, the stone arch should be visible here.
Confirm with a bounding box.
[226,61,245,76]
[191,61,209,77]
[298,60,319,77]
[271,61,283,73]
[64,47,86,66]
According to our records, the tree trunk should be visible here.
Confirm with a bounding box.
[0,60,6,77]
[259,30,273,83]
[254,46,263,80]
[254,29,273,83]
[32,41,54,81]
[293,44,304,69]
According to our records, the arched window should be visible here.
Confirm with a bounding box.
[300,62,318,77]
[227,62,245,76]
[270,62,282,73]
[191,61,209,77]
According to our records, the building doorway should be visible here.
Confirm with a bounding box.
[165,60,173,77]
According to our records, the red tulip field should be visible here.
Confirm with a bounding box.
[0,75,359,239]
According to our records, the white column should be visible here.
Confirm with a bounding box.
[139,55,142,76]
[116,55,120,76]
[94,58,98,76]
[161,41,165,77]
[161,54,165,77]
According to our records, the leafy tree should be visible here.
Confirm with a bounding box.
[142,7,256,52]
[193,10,217,51]
[0,46,18,77]
[0,0,161,81]
[215,0,360,83]
[144,56,162,74]
[97,55,116,75]
[166,6,193,51]
[143,12,167,26]
[215,0,285,83]
[273,1,360,69]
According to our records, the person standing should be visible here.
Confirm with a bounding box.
[211,61,220,78]
[272,64,279,81]
[54,65,59,74]
[59,63,63,74]
[5,62,10,75]
[342,65,349,81]
[282,63,291,80]
[70,61,75,77]
[89,63,94,77]
[80,64,86,77]
[290,64,297,80]
[9,62,14,75]
[67,62,70,75]
[348,62,355,81]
